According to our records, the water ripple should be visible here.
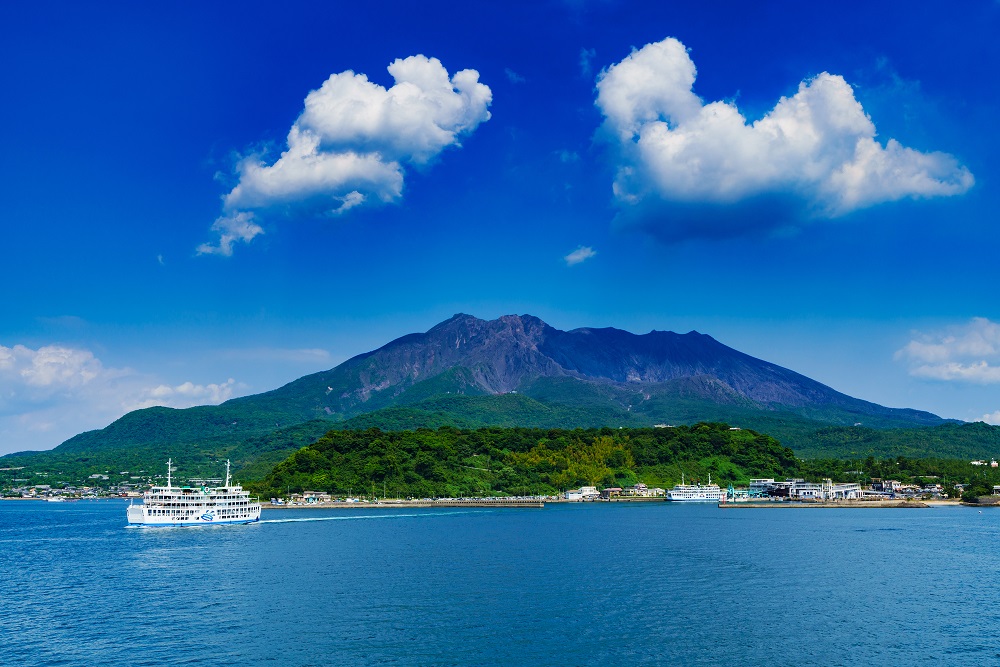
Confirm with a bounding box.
[3,501,1000,665]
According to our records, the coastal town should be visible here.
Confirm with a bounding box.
[4,465,991,505]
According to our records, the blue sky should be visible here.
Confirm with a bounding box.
[1,0,998,454]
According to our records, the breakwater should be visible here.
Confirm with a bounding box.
[720,500,929,508]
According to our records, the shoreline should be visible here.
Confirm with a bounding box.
[262,499,546,509]
[3,496,968,510]
[720,500,932,509]
[261,496,681,510]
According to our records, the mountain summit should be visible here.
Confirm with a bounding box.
[46,313,945,461]
[264,313,940,426]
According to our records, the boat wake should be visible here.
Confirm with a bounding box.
[259,510,483,524]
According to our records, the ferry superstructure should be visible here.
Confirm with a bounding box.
[126,460,261,526]
[666,473,727,502]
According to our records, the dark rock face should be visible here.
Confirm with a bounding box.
[326,314,563,408]
[313,313,935,422]
[537,324,829,405]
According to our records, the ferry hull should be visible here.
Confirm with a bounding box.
[128,516,260,527]
[127,504,260,526]
[665,496,725,502]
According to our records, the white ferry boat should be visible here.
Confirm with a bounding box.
[126,459,261,526]
[666,473,726,502]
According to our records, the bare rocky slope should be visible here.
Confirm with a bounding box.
[264,313,943,425]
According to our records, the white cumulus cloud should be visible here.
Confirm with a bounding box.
[200,55,492,255]
[196,212,264,256]
[981,411,1000,425]
[564,246,597,266]
[0,342,244,455]
[0,344,103,389]
[896,318,1000,384]
[595,37,974,240]
[126,379,238,411]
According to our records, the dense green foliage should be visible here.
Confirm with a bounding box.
[253,424,800,498]
[790,421,1000,459]
[335,400,1000,460]
[797,454,1000,494]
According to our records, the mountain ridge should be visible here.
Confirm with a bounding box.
[269,312,944,427]
[4,314,958,469]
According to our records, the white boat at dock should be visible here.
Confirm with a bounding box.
[666,473,726,502]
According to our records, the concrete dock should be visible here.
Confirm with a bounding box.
[719,500,929,508]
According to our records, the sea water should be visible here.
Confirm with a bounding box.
[2,500,999,666]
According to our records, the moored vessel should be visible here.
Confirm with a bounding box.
[126,459,261,526]
[666,473,726,502]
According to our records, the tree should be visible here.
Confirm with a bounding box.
[962,480,993,503]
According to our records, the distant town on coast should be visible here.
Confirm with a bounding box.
[11,446,1000,509]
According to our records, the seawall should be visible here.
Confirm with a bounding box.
[720,500,929,509]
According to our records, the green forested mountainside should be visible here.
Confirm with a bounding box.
[336,392,640,430]
[254,423,799,498]
[0,419,338,488]
[784,421,1000,459]
[329,395,1000,460]
[51,402,322,454]
[328,390,1000,458]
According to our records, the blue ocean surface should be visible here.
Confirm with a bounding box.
[2,499,999,666]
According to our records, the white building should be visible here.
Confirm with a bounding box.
[753,478,862,500]
[825,481,863,499]
[564,486,600,501]
[621,483,665,497]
